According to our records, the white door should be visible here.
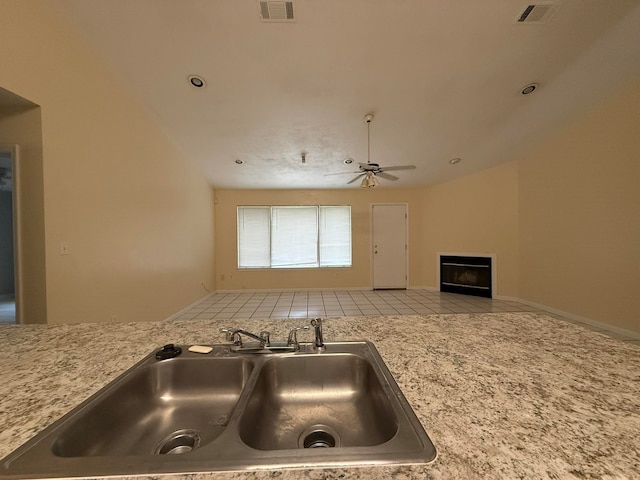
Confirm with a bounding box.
[372,204,407,289]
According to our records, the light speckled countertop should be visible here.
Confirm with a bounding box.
[1,313,639,479]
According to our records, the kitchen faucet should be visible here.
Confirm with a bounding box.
[222,318,325,352]
[221,328,270,349]
[222,325,310,352]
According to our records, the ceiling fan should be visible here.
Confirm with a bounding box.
[327,114,416,188]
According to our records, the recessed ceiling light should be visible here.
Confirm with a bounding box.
[343,158,354,165]
[187,75,206,88]
[234,159,244,165]
[449,158,462,165]
[520,83,539,95]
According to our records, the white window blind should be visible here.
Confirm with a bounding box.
[271,206,318,268]
[237,207,270,268]
[319,206,351,267]
[237,206,351,269]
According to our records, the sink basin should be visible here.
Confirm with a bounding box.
[1,342,436,478]
[238,354,397,450]
[52,356,253,457]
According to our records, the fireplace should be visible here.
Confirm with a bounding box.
[439,254,493,298]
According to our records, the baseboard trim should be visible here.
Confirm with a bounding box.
[216,286,441,294]
[409,286,438,291]
[511,297,640,340]
[214,287,373,294]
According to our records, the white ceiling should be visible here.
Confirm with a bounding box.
[52,0,640,189]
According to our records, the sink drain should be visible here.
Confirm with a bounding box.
[303,430,335,448]
[153,429,201,455]
[299,424,341,449]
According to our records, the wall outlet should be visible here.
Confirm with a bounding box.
[60,242,69,255]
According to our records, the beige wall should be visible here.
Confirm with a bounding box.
[0,105,47,323]
[0,2,215,323]
[215,188,426,290]
[420,162,520,298]
[518,80,640,333]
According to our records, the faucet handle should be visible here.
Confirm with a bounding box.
[287,325,309,342]
[290,325,310,332]
[287,325,310,350]
[220,328,242,345]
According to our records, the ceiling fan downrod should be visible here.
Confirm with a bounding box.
[364,114,374,165]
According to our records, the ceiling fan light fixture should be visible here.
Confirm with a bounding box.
[360,172,379,189]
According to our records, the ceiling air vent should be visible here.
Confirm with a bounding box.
[516,4,557,23]
[259,1,295,22]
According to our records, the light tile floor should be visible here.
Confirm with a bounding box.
[2,290,636,345]
[175,289,638,345]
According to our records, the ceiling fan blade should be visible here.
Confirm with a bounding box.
[376,172,399,181]
[379,165,416,172]
[347,173,366,184]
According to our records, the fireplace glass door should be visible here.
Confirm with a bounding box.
[440,255,492,298]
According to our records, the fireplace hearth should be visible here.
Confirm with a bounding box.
[439,255,493,298]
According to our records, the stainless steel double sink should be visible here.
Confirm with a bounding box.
[1,341,436,478]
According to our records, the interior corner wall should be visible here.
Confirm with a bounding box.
[420,162,520,298]
[518,80,640,333]
[0,106,47,324]
[214,188,426,291]
[0,2,215,324]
